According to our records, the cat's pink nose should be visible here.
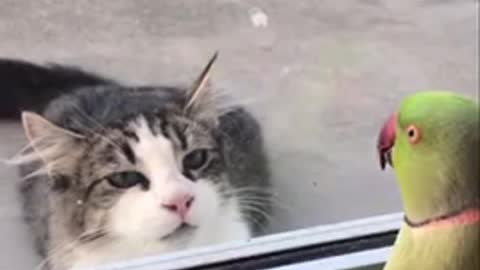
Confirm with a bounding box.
[161,194,195,219]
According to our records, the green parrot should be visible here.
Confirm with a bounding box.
[377,91,479,270]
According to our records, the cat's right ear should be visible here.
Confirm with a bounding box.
[183,52,220,126]
[184,52,218,111]
[21,111,84,164]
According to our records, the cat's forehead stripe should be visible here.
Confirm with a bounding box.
[130,115,190,151]
[169,123,188,150]
[121,143,136,164]
[135,116,158,139]
[145,114,160,136]
[122,129,139,142]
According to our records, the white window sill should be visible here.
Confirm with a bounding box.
[92,213,402,270]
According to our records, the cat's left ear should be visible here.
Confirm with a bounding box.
[183,52,220,126]
[20,112,85,174]
[22,112,84,145]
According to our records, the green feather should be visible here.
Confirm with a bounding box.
[384,91,479,270]
[385,224,479,270]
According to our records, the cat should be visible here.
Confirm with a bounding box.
[0,54,272,270]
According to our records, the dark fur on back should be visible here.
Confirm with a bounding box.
[0,58,271,263]
[0,58,111,118]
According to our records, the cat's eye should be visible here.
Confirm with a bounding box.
[106,171,149,189]
[183,149,209,171]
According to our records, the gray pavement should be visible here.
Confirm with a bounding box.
[0,1,478,269]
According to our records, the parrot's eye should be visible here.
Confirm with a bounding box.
[406,125,421,144]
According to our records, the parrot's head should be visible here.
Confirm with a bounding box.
[377,91,479,223]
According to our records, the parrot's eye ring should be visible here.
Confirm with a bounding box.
[406,125,421,144]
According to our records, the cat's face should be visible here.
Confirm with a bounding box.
[82,114,226,242]
[30,111,230,247]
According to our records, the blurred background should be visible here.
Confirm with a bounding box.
[0,0,478,269]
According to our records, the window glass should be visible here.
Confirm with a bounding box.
[0,1,477,269]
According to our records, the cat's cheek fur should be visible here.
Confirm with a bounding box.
[189,181,251,246]
[186,180,221,226]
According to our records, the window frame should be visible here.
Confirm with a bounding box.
[92,213,402,270]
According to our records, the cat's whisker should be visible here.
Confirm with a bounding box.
[238,199,273,208]
[239,196,291,213]
[221,185,276,193]
[222,186,290,213]
[7,136,80,180]
[240,204,273,220]
[239,206,274,233]
[221,189,276,199]
[234,193,277,200]
[229,187,284,201]
[3,140,37,164]
[6,135,53,166]
[239,212,265,232]
[237,200,274,221]
[240,209,271,226]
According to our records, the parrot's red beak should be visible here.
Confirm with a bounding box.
[377,113,397,170]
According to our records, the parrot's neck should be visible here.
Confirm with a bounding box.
[405,207,480,229]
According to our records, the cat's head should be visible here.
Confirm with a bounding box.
[12,53,261,248]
